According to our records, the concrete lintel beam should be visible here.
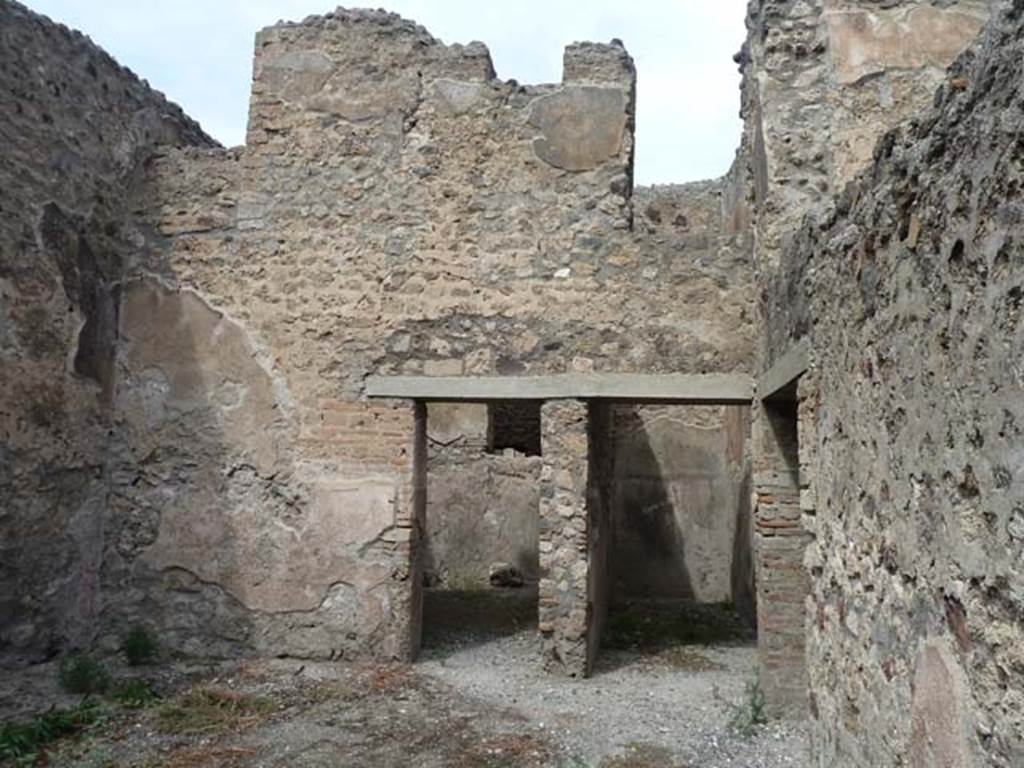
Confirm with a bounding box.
[758,339,809,400]
[364,373,753,404]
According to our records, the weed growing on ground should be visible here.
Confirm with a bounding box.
[457,733,553,768]
[155,687,276,735]
[122,625,157,666]
[0,701,103,764]
[599,742,688,768]
[58,653,111,695]
[112,678,160,709]
[728,677,767,738]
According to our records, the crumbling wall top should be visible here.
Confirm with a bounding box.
[563,40,636,86]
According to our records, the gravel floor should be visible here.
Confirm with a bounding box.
[0,590,810,767]
[419,589,810,767]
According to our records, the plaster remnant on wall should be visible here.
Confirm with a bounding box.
[119,279,284,476]
[825,3,987,85]
[529,86,628,171]
[910,642,976,768]
[259,49,335,100]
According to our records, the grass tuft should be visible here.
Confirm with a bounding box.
[58,653,111,695]
[155,687,276,735]
[0,702,103,763]
[728,677,767,738]
[113,678,160,709]
[122,625,158,666]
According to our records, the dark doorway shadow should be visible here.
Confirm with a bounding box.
[420,586,539,658]
[609,406,695,599]
[594,596,756,674]
[597,404,756,674]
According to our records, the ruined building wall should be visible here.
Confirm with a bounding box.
[744,0,989,278]
[422,402,541,588]
[537,399,615,677]
[118,8,757,661]
[420,179,756,600]
[741,0,992,717]
[755,1,1023,763]
[105,139,425,659]
[608,179,754,609]
[0,0,214,665]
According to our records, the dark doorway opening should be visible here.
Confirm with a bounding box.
[487,400,542,456]
[598,403,756,672]
[420,401,541,653]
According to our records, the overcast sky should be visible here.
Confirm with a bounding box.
[25,1,747,185]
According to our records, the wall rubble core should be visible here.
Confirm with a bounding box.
[4,0,1024,763]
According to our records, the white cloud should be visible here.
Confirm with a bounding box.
[24,0,747,184]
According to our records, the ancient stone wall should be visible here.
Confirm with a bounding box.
[117,8,757,661]
[743,0,988,279]
[417,174,756,599]
[422,403,540,588]
[538,400,591,675]
[0,0,213,664]
[741,0,994,719]
[753,383,814,718]
[761,2,1024,762]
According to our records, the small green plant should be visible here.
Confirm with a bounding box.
[58,653,111,695]
[0,701,102,763]
[113,678,159,709]
[728,677,767,738]
[155,687,276,735]
[122,625,157,666]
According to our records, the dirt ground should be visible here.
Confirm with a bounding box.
[0,591,809,767]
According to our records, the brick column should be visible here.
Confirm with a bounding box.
[754,384,813,716]
[361,399,426,662]
[539,400,591,676]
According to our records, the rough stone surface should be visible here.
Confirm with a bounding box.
[742,0,988,275]
[0,0,213,664]
[534,400,616,677]
[753,380,815,719]
[741,0,997,724]
[537,400,593,677]
[6,2,1024,765]
[759,2,1024,763]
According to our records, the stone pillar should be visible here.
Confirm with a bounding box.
[754,383,813,717]
[376,399,427,662]
[539,400,592,676]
